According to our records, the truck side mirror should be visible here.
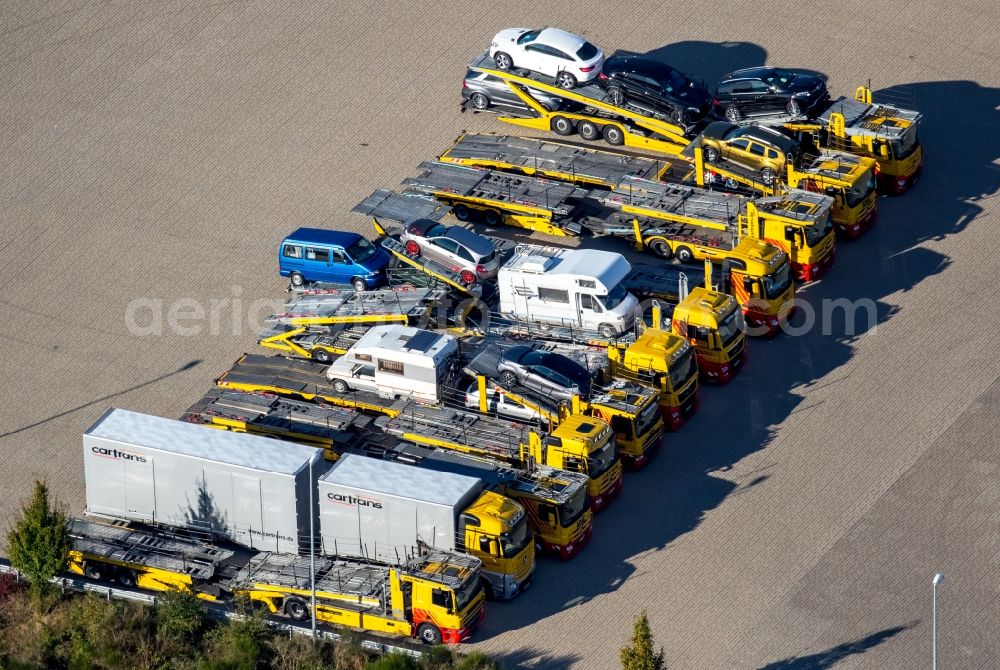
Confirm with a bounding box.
[784,225,796,242]
[824,187,837,197]
[743,277,754,292]
[546,512,558,528]
[479,536,491,553]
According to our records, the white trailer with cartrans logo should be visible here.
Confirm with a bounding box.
[498,246,641,339]
[318,454,535,600]
[84,408,324,555]
[324,324,459,403]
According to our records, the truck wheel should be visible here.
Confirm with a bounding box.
[760,168,776,186]
[724,105,742,122]
[602,125,625,146]
[312,349,332,364]
[577,120,600,141]
[117,569,137,587]
[676,246,694,263]
[351,277,367,292]
[453,204,472,221]
[404,240,421,255]
[290,272,304,287]
[284,597,309,621]
[598,323,617,339]
[332,379,349,393]
[500,371,517,386]
[703,147,720,163]
[418,623,443,645]
[650,240,672,259]
[83,561,106,581]
[551,116,575,136]
[484,209,503,226]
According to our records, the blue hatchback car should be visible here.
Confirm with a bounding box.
[279,228,391,291]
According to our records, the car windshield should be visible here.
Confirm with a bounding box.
[558,487,589,527]
[761,262,792,299]
[667,348,697,390]
[635,399,660,437]
[425,223,447,238]
[454,578,481,613]
[845,170,877,207]
[717,307,744,347]
[586,442,616,477]
[804,213,834,246]
[890,129,919,160]
[602,284,630,310]
[500,519,532,557]
[516,29,540,45]
[577,42,599,61]
[763,69,795,86]
[479,249,496,264]
[346,237,378,264]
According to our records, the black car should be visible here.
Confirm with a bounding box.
[596,54,712,124]
[712,67,829,122]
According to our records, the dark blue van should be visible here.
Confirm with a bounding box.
[279,228,391,291]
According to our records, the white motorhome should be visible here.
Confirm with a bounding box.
[498,246,640,337]
[325,324,458,403]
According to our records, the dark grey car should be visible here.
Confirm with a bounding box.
[462,69,568,112]
[497,346,592,401]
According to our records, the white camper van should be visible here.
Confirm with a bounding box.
[498,246,640,337]
[324,324,458,403]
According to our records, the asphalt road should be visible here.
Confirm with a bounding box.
[2,1,999,668]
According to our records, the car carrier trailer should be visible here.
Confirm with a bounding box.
[463,51,691,155]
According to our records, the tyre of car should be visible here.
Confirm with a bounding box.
[470,92,490,110]
[760,167,776,185]
[500,371,518,386]
[724,105,742,123]
[786,99,801,116]
[351,277,367,292]
[332,379,349,393]
[494,52,513,70]
[607,86,625,106]
[598,323,617,339]
[290,271,304,287]
[555,71,577,89]
[404,240,421,255]
[703,146,720,163]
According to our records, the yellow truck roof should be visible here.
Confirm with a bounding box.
[464,490,525,536]
[733,238,789,275]
[552,414,612,453]
[627,329,689,371]
[677,287,738,325]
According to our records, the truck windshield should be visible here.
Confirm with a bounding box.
[667,349,696,390]
[804,213,834,246]
[586,442,616,477]
[761,262,792,300]
[500,520,532,558]
[559,487,588,527]
[346,237,379,264]
[454,578,482,613]
[602,284,630,310]
[890,129,919,161]
[635,399,660,438]
[845,171,877,208]
[716,307,744,346]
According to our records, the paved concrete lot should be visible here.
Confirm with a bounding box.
[2,1,999,667]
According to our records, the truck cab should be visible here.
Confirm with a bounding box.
[279,228,390,291]
[505,467,593,560]
[721,240,794,337]
[672,287,747,383]
[789,152,878,239]
[390,554,486,644]
[525,415,622,511]
[460,491,535,600]
[608,328,700,431]
[745,194,836,282]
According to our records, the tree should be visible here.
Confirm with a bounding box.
[620,610,666,670]
[6,480,71,603]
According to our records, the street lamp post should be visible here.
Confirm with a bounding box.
[932,573,944,670]
[310,457,317,637]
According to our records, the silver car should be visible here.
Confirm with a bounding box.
[462,69,568,113]
[399,219,500,285]
[464,383,546,423]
